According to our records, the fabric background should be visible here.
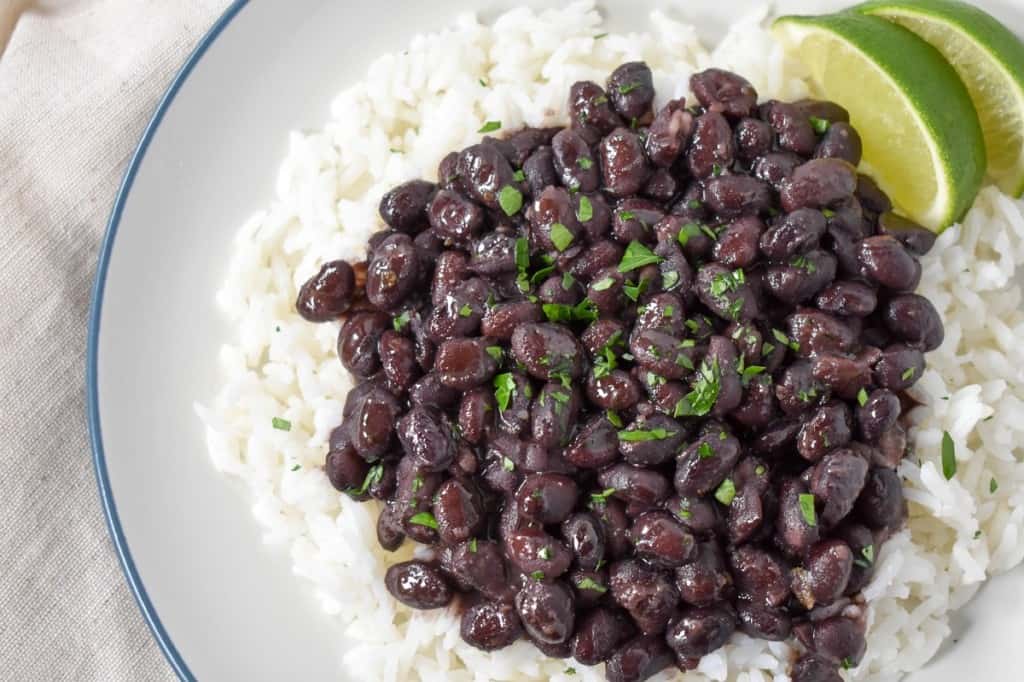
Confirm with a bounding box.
[0,1,229,679]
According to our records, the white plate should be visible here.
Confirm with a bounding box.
[87,1,1024,679]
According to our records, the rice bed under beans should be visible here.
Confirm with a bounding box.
[195,3,1024,680]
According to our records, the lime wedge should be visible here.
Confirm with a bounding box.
[858,0,1024,197]
[773,12,986,230]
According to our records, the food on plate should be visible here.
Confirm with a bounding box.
[198,4,1024,681]
[298,58,940,680]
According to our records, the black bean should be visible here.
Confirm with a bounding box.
[883,293,944,351]
[765,101,817,156]
[855,467,905,529]
[752,152,803,190]
[857,235,921,292]
[704,175,772,220]
[338,311,390,378]
[599,464,671,509]
[575,191,613,240]
[325,441,369,494]
[562,512,607,570]
[600,128,652,198]
[856,389,901,443]
[814,122,862,165]
[809,451,869,527]
[379,179,435,233]
[587,369,642,411]
[713,216,763,268]
[607,61,655,120]
[792,654,843,682]
[443,539,511,602]
[515,473,579,524]
[760,208,827,260]
[384,561,453,609]
[592,498,632,560]
[408,372,460,409]
[431,250,469,306]
[344,386,401,460]
[569,567,611,610]
[481,301,542,340]
[461,601,522,651]
[812,614,866,666]
[376,502,406,551]
[571,241,624,280]
[877,211,936,256]
[729,546,790,608]
[457,143,517,210]
[506,527,573,579]
[605,635,674,682]
[510,322,585,381]
[873,344,925,390]
[435,337,499,390]
[737,603,792,641]
[735,117,773,162]
[764,249,838,305]
[571,607,634,666]
[812,351,875,400]
[618,413,688,466]
[630,511,696,568]
[776,478,821,557]
[797,402,852,463]
[397,405,457,472]
[427,189,485,246]
[665,605,736,659]
[608,559,680,634]
[570,81,623,140]
[515,579,576,645]
[691,68,758,118]
[792,539,854,609]
[523,145,559,196]
[433,479,485,545]
[687,112,735,179]
[468,231,516,275]
[552,128,600,192]
[612,197,664,244]
[814,280,877,317]
[645,99,693,168]
[780,159,858,213]
[296,260,356,321]
[695,263,760,322]
[674,540,731,607]
[531,185,583,253]
[674,424,742,497]
[565,415,621,469]
[787,309,857,358]
[794,99,850,123]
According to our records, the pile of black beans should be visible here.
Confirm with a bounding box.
[296,63,944,682]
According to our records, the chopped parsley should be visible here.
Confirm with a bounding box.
[709,268,745,297]
[486,346,504,362]
[498,185,523,216]
[493,373,516,411]
[854,544,875,569]
[577,195,593,222]
[577,157,594,170]
[623,277,649,302]
[347,462,384,496]
[714,478,736,506]
[478,120,501,133]
[529,570,545,581]
[538,546,552,560]
[561,272,576,290]
[392,310,411,332]
[618,82,642,94]
[412,475,424,493]
[590,488,617,504]
[502,456,515,472]
[809,116,830,134]
[618,240,663,273]
[478,78,489,87]
[542,299,598,324]
[514,237,530,291]
[592,276,616,291]
[677,222,703,247]
[408,512,439,530]
[902,366,917,381]
[565,667,577,676]
[618,210,636,221]
[458,303,473,317]
[799,493,817,527]
[605,410,623,428]
[662,270,680,290]
[271,417,292,431]
[290,464,301,472]
[772,328,800,352]
[857,388,869,407]
[941,431,956,480]
[697,442,714,459]
[687,199,702,210]
[618,427,675,442]
[673,358,721,417]
[755,465,766,476]
[550,222,575,252]
[594,32,608,39]
[790,254,817,274]
[677,500,692,520]
[712,163,723,176]
[469,538,478,553]
[991,477,999,493]
[822,208,836,219]
[575,577,607,594]
[512,169,526,182]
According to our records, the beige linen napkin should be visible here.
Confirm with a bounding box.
[0,1,229,679]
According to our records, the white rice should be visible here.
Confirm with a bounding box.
[195,2,1024,680]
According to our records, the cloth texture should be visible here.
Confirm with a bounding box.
[0,1,230,679]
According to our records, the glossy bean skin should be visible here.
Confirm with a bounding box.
[630,511,697,568]
[791,539,854,609]
[812,614,866,666]
[506,527,574,579]
[587,369,643,411]
[565,415,621,469]
[797,402,852,463]
[855,467,905,529]
[516,473,579,524]
[562,512,607,570]
[618,413,688,466]
[691,68,758,118]
[645,99,692,168]
[737,603,792,641]
[792,654,843,682]
[435,337,499,390]
[612,197,664,244]
[675,541,732,607]
[379,179,435,232]
[735,117,772,162]
[515,580,576,645]
[665,605,737,658]
[608,559,680,635]
[764,250,838,305]
[338,311,390,378]
[787,309,857,358]
[809,451,869,527]
[759,208,827,260]
[714,216,764,268]
[687,112,735,179]
[695,263,760,322]
[753,152,803,190]
[873,344,925,391]
[325,441,370,494]
[457,143,517,209]
[481,301,542,340]
[344,385,402,460]
[775,479,821,558]
[571,607,635,666]
[814,280,877,317]
[523,146,559,195]
[607,61,655,120]
[434,479,485,545]
[858,236,921,292]
[704,175,772,220]
[443,539,512,602]
[674,425,742,497]
[408,372,460,410]
[592,497,633,560]
[461,601,523,651]
[765,101,817,156]
[385,561,454,609]
[510,323,585,381]
[856,389,901,443]
[552,128,600,192]
[601,128,652,198]
[296,260,356,321]
[397,405,457,472]
[468,231,516,276]
[882,294,944,351]
[877,211,936,256]
[427,189,485,246]
[779,159,857,213]
[605,635,674,682]
[570,81,623,140]
[814,122,862,165]
[728,546,791,608]
[599,464,672,509]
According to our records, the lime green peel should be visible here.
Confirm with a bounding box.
[857,0,1024,197]
[773,12,986,231]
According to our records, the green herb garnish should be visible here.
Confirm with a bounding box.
[408,512,439,530]
[478,120,501,133]
[677,222,702,247]
[606,410,623,428]
[857,388,869,407]
[618,240,662,273]
[576,195,593,222]
[902,366,917,381]
[592,277,615,291]
[799,493,817,527]
[590,488,617,504]
[498,185,523,216]
[271,417,291,431]
[486,346,503,362]
[575,577,607,594]
[809,116,830,134]
[458,303,473,317]
[618,82,641,94]
[494,373,516,411]
[715,478,736,506]
[550,222,574,252]
[698,442,714,459]
[577,157,594,170]
[618,427,674,442]
[942,431,956,480]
